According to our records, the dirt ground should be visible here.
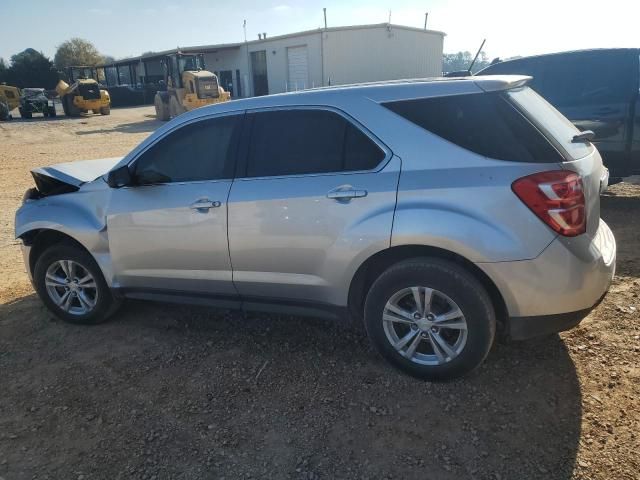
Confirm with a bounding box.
[0,107,638,480]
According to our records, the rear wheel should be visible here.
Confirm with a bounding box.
[47,105,57,117]
[20,108,32,119]
[33,244,121,324]
[99,105,110,115]
[364,258,496,381]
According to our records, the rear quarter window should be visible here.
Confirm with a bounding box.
[383,92,564,163]
[506,87,594,161]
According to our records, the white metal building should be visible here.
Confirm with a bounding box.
[101,23,445,99]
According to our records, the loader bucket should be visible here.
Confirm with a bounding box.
[55,80,70,98]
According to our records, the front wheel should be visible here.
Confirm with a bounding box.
[169,95,185,118]
[364,258,496,381]
[99,105,110,115]
[33,244,121,324]
[0,101,9,120]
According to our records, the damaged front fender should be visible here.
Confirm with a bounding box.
[15,188,115,286]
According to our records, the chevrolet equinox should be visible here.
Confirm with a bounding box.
[15,76,616,380]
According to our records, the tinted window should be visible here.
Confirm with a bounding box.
[135,116,240,183]
[508,87,593,161]
[383,93,564,163]
[246,109,385,177]
[536,52,635,107]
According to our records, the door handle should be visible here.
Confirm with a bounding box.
[190,199,221,211]
[326,188,368,201]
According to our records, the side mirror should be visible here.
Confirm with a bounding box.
[107,165,133,188]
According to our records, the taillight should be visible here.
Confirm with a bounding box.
[512,170,586,237]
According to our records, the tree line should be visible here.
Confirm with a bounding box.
[0,39,106,89]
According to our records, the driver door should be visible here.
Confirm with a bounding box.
[106,113,243,298]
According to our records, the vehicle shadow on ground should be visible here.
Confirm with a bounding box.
[74,119,163,135]
[0,293,581,479]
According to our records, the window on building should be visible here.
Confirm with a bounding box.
[245,109,385,177]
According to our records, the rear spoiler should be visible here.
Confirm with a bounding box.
[473,75,533,93]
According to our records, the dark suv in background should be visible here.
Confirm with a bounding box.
[479,49,640,181]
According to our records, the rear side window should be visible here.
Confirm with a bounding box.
[383,93,564,163]
[245,109,385,177]
[135,115,241,183]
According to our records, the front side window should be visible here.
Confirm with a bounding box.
[383,92,564,163]
[134,115,241,184]
[245,109,385,178]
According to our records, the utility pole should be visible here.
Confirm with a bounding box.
[424,12,428,29]
[244,19,250,97]
[323,7,327,28]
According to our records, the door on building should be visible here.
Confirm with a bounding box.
[217,70,234,96]
[287,45,309,91]
[250,50,269,96]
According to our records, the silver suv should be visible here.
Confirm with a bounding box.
[15,76,616,380]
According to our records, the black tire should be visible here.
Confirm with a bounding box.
[364,258,496,381]
[33,243,121,325]
[61,97,70,116]
[20,108,32,119]
[48,105,57,117]
[63,96,80,117]
[1,101,10,121]
[100,105,110,115]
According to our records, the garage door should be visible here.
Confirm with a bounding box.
[287,46,309,91]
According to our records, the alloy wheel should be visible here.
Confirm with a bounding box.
[382,286,468,365]
[45,260,98,316]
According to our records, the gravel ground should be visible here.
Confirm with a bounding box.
[0,107,638,480]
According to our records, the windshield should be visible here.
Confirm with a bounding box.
[23,88,44,97]
[507,86,593,161]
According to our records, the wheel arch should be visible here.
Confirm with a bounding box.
[347,244,508,334]
[20,229,93,278]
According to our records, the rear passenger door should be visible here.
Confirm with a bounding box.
[227,107,400,306]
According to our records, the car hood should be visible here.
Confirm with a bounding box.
[31,157,122,196]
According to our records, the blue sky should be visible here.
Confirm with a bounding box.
[1,0,638,62]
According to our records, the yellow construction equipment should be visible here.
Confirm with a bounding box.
[0,83,20,120]
[154,52,230,121]
[56,75,110,117]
